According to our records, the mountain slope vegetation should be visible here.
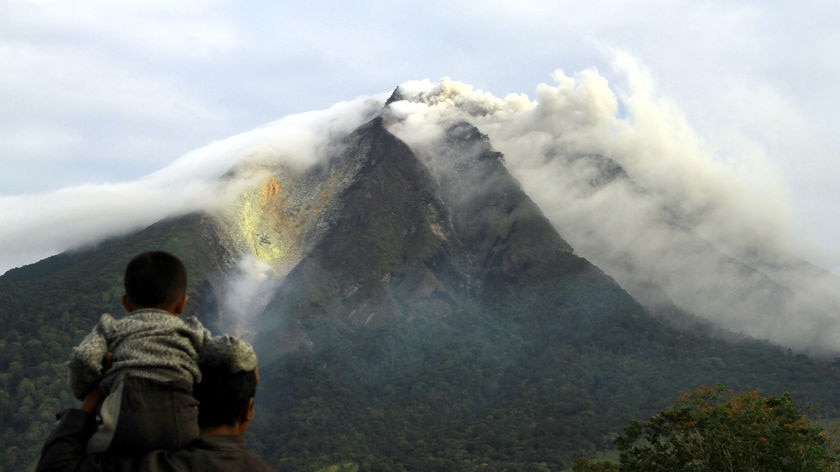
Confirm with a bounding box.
[2,113,840,471]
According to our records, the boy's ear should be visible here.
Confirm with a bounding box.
[171,295,189,315]
[121,294,134,312]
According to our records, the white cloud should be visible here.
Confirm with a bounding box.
[0,96,383,274]
[0,1,249,195]
[4,0,239,61]
[386,57,840,354]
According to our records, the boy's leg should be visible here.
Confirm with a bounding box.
[85,381,125,453]
[108,376,199,453]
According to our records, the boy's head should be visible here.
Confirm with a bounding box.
[122,251,188,314]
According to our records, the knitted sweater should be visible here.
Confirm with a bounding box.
[68,309,257,400]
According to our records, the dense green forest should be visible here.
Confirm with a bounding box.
[249,285,840,471]
[3,216,840,471]
[613,385,838,472]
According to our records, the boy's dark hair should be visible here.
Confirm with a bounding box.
[124,251,187,308]
[195,366,258,427]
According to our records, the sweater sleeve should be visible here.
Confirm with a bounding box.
[68,315,112,400]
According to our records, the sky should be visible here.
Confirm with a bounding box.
[2,0,840,276]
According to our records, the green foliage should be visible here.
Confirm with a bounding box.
[5,212,840,470]
[615,384,838,472]
[250,278,840,471]
[572,458,619,471]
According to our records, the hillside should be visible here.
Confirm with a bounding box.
[2,106,840,471]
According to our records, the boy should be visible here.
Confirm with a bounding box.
[68,251,249,453]
[37,338,272,471]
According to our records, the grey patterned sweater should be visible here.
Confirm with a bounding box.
[68,308,257,400]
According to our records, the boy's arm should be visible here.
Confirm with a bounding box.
[68,317,113,400]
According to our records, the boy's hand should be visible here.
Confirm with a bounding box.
[81,387,102,413]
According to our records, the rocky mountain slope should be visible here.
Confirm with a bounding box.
[2,96,840,470]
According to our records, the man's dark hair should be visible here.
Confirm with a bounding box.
[124,251,187,308]
[195,366,258,428]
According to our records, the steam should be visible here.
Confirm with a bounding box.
[220,255,281,341]
[2,50,838,354]
[387,53,840,355]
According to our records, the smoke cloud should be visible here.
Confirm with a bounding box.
[386,52,840,355]
[2,52,838,354]
[220,255,281,341]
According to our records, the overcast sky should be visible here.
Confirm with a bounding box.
[2,0,839,274]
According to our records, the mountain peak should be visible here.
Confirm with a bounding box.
[6,92,840,471]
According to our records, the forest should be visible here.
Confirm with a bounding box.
[3,216,840,471]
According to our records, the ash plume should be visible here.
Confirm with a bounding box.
[386,54,840,355]
[3,53,838,354]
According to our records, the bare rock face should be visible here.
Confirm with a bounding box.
[196,108,637,361]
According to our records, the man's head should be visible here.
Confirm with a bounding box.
[122,251,188,314]
[195,337,260,434]
[194,366,258,431]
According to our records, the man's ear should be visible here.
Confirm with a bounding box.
[239,397,255,423]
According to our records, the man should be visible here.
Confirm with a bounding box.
[36,341,274,471]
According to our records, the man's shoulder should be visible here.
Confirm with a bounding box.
[176,436,274,471]
[68,442,274,472]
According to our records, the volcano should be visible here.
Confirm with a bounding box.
[2,87,840,470]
